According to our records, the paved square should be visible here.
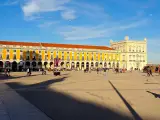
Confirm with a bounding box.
[1,71,160,120]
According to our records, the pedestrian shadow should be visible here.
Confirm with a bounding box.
[146,91,160,98]
[6,77,132,120]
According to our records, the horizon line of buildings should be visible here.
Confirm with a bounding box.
[0,36,147,71]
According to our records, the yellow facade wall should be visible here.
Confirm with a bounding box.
[35,50,39,60]
[79,52,81,60]
[23,50,26,60]
[42,50,45,61]
[58,51,62,59]
[2,49,6,60]
[48,51,51,60]
[10,49,13,60]
[16,49,20,60]
[98,53,100,61]
[53,51,56,58]
[69,52,72,60]
[29,50,32,60]
[64,51,67,60]
[74,52,77,60]
[84,52,87,60]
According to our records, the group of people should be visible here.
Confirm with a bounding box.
[146,66,160,77]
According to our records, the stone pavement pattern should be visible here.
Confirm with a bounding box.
[0,71,160,120]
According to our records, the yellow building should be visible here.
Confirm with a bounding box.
[0,40,121,71]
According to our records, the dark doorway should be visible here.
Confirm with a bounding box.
[95,62,98,67]
[100,62,102,68]
[50,62,53,67]
[12,61,17,71]
[86,62,89,69]
[0,61,3,68]
[117,63,119,68]
[19,61,24,71]
[76,62,79,68]
[66,62,70,68]
[61,62,64,67]
[71,62,75,69]
[38,62,42,68]
[81,62,84,69]
[5,61,11,68]
[32,62,37,71]
[44,62,48,68]
[104,62,107,67]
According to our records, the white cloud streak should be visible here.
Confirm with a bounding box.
[57,19,148,40]
[61,9,76,20]
[1,0,19,6]
[22,0,72,20]
[38,21,59,28]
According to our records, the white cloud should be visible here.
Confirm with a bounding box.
[24,15,43,21]
[22,0,71,18]
[1,0,19,6]
[61,9,76,20]
[38,21,59,28]
[57,19,148,40]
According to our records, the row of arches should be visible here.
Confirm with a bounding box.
[0,61,119,71]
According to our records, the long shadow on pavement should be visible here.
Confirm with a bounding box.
[0,73,40,80]
[108,80,142,120]
[6,77,132,120]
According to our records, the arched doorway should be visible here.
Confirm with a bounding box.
[112,62,115,69]
[91,62,94,68]
[25,62,30,68]
[108,62,111,68]
[32,61,37,71]
[86,62,89,69]
[44,62,48,68]
[50,62,53,67]
[95,62,98,68]
[19,61,24,71]
[76,62,79,69]
[0,61,3,68]
[81,62,84,70]
[71,62,75,69]
[0,61,3,72]
[5,61,11,68]
[61,62,64,67]
[66,62,70,69]
[12,61,17,71]
[38,62,42,68]
[100,62,102,68]
[104,62,107,68]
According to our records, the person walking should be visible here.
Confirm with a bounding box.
[150,67,153,77]
[7,68,10,76]
[147,66,150,77]
[104,68,107,76]
[97,68,99,74]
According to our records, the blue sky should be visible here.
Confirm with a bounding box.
[0,0,160,64]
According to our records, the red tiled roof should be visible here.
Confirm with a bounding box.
[0,40,113,50]
[0,41,40,46]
